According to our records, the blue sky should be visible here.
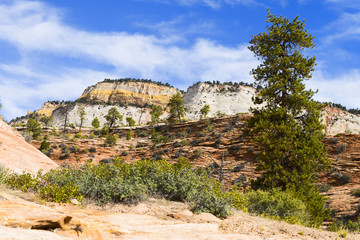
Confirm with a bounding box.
[0,0,359,121]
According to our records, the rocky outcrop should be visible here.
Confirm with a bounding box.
[77,81,178,108]
[183,82,259,119]
[322,106,360,135]
[51,104,152,128]
[0,119,58,174]
[10,80,360,134]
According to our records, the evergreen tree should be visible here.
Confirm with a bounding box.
[77,105,86,131]
[126,117,136,127]
[40,116,54,127]
[246,10,331,226]
[91,117,100,129]
[105,107,123,129]
[200,104,210,119]
[150,105,163,125]
[26,118,42,139]
[167,93,187,125]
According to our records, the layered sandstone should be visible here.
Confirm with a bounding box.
[0,119,58,174]
[77,81,178,108]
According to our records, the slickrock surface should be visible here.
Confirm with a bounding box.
[0,119,58,174]
[0,190,356,240]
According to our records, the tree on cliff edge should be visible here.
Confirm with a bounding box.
[246,10,331,226]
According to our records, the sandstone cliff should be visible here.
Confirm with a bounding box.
[10,80,360,134]
[183,82,259,119]
[77,81,178,108]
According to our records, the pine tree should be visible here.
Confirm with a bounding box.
[150,105,163,125]
[167,93,187,125]
[91,117,100,129]
[105,107,123,129]
[246,10,331,226]
[77,105,86,131]
[200,104,210,119]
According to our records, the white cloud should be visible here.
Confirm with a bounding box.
[0,0,257,120]
[308,69,360,109]
[321,11,360,45]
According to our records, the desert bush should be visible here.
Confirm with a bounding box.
[42,158,232,217]
[328,138,338,144]
[138,131,149,137]
[193,149,202,159]
[174,149,184,158]
[0,164,8,184]
[6,172,41,192]
[39,182,82,203]
[180,140,189,146]
[333,172,351,185]
[89,147,97,153]
[336,144,347,154]
[59,153,70,160]
[245,188,311,225]
[316,183,332,193]
[329,218,360,233]
[213,139,222,148]
[351,188,360,197]
[40,140,50,152]
[69,146,81,153]
[121,151,129,156]
[100,125,110,136]
[126,129,132,140]
[105,134,117,146]
[152,135,169,144]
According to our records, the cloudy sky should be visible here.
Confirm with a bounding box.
[0,0,359,121]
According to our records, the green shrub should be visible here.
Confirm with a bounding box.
[245,188,311,225]
[336,144,347,154]
[121,151,129,156]
[74,132,83,139]
[333,172,351,185]
[39,182,83,203]
[100,125,110,136]
[69,146,81,153]
[105,134,117,146]
[59,153,70,160]
[329,218,360,233]
[6,172,41,192]
[0,164,8,184]
[89,147,97,153]
[351,188,360,197]
[316,183,332,193]
[40,140,50,152]
[126,129,132,140]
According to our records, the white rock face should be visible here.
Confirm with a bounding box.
[52,104,153,128]
[183,82,259,120]
[322,106,360,135]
